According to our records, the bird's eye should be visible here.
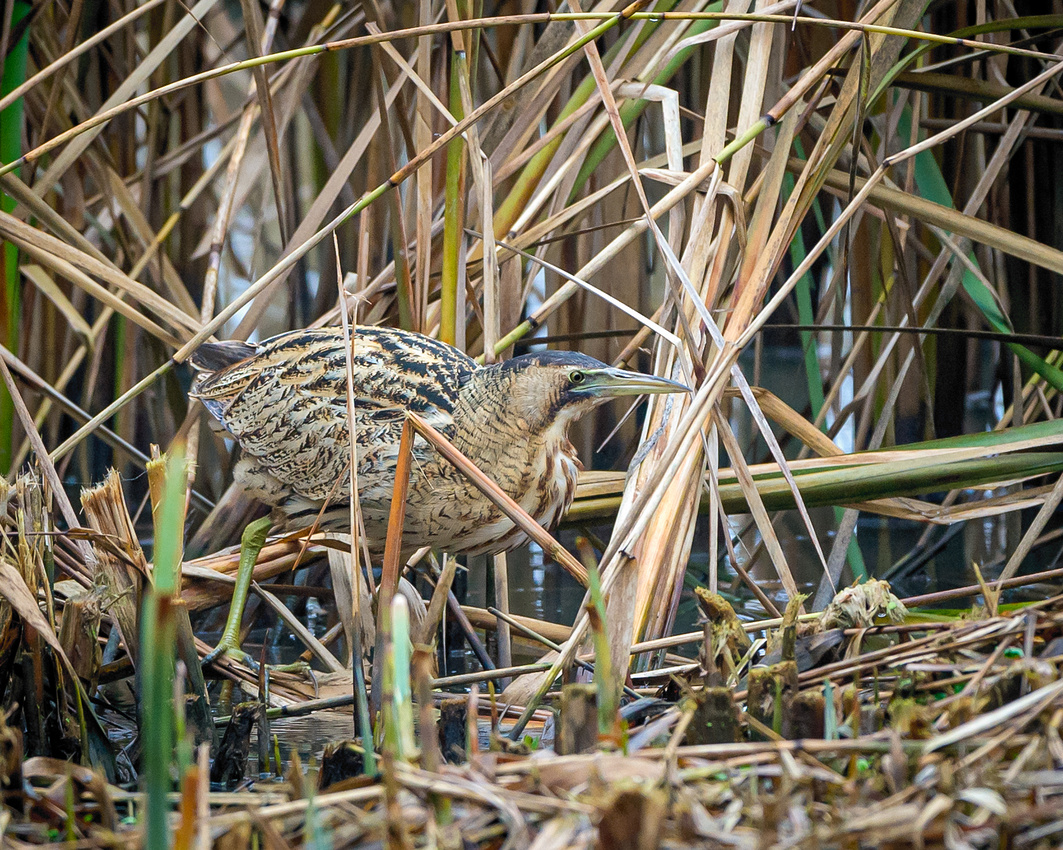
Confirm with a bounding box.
[569,370,585,385]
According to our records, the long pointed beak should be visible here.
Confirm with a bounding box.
[578,367,691,398]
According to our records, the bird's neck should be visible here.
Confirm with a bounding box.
[453,366,578,464]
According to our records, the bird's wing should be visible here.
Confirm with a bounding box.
[191,327,474,502]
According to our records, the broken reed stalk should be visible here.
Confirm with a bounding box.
[141,447,187,849]
[0,356,87,558]
[172,663,205,850]
[558,684,598,755]
[80,470,145,669]
[412,632,452,823]
[422,553,459,644]
[684,622,740,745]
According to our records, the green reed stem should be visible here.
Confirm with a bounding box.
[141,448,187,850]
[440,46,467,346]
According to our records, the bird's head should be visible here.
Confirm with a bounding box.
[486,350,690,432]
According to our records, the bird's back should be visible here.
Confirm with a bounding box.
[191,327,475,528]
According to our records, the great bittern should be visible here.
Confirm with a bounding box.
[191,326,687,559]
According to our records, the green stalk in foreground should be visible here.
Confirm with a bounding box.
[389,594,416,761]
[141,448,187,850]
[579,541,617,737]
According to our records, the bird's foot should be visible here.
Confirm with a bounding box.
[265,660,313,677]
[201,639,253,669]
[202,643,313,683]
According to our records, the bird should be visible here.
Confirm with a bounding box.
[190,326,687,560]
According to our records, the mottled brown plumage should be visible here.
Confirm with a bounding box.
[191,327,685,559]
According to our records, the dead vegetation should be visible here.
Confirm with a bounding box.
[0,0,1063,847]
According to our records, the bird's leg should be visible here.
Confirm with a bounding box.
[202,517,272,669]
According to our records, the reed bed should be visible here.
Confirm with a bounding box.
[1,0,1063,847]
[4,482,1063,848]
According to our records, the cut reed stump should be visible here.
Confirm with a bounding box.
[56,591,101,692]
[685,592,743,744]
[597,786,669,850]
[211,702,257,790]
[558,683,598,755]
[438,697,468,764]
[319,740,365,790]
[685,689,740,746]
[81,471,146,669]
[747,597,804,738]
